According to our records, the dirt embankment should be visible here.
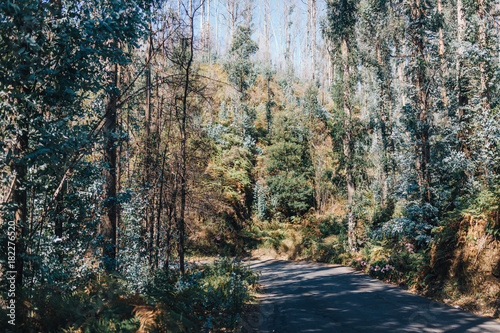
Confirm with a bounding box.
[430,215,500,318]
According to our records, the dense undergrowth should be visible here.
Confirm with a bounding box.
[1,258,258,333]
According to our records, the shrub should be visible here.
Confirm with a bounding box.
[318,216,344,236]
[147,257,258,332]
[22,275,140,333]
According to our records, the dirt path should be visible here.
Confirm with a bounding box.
[242,259,500,333]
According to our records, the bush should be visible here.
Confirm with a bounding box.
[318,216,344,236]
[21,275,140,333]
[147,257,259,332]
[12,258,258,333]
[351,238,430,288]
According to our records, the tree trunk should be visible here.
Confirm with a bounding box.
[438,0,448,107]
[478,0,491,110]
[12,125,28,311]
[311,0,317,81]
[102,63,119,272]
[200,0,205,50]
[264,0,271,63]
[410,0,431,203]
[341,38,356,250]
[144,13,153,266]
[376,43,391,209]
[456,0,469,155]
[178,4,194,276]
[116,100,122,264]
[207,0,211,60]
[216,0,219,55]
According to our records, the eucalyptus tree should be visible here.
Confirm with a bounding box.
[377,0,451,243]
[0,1,146,319]
[324,0,358,250]
[357,0,400,212]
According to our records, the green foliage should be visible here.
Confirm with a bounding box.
[351,239,429,288]
[265,113,314,218]
[3,0,500,328]
[318,216,344,236]
[5,258,258,332]
[302,85,330,120]
[254,180,268,220]
[324,0,358,44]
[20,275,140,333]
[146,258,258,332]
[206,101,257,224]
[224,25,259,96]
[0,0,147,316]
[313,241,345,264]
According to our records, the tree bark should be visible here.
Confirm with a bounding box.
[456,0,469,155]
[12,125,28,307]
[144,10,154,266]
[341,38,356,250]
[478,0,491,110]
[264,0,271,63]
[437,0,448,107]
[178,3,194,276]
[310,0,317,81]
[376,42,392,209]
[102,63,119,272]
[410,0,431,203]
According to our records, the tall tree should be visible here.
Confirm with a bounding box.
[178,1,195,275]
[307,0,317,81]
[324,0,358,250]
[102,61,119,272]
[0,0,146,314]
[406,0,434,204]
[358,0,398,210]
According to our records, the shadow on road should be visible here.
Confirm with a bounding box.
[243,259,500,333]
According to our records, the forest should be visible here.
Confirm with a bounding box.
[1,0,500,331]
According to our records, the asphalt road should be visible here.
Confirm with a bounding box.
[243,259,500,333]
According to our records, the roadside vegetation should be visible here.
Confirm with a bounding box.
[0,258,258,332]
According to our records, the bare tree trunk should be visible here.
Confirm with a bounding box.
[102,63,119,272]
[437,0,448,107]
[216,0,219,55]
[144,14,153,266]
[478,0,491,110]
[376,43,391,209]
[200,0,205,50]
[155,161,165,270]
[189,0,193,36]
[456,0,469,156]
[410,0,431,203]
[341,38,356,250]
[307,0,311,78]
[264,0,271,63]
[226,0,235,53]
[310,0,317,81]
[153,68,163,269]
[12,124,28,308]
[284,0,293,68]
[178,2,194,276]
[207,0,211,60]
[116,117,122,265]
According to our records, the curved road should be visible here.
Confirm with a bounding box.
[243,259,500,333]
